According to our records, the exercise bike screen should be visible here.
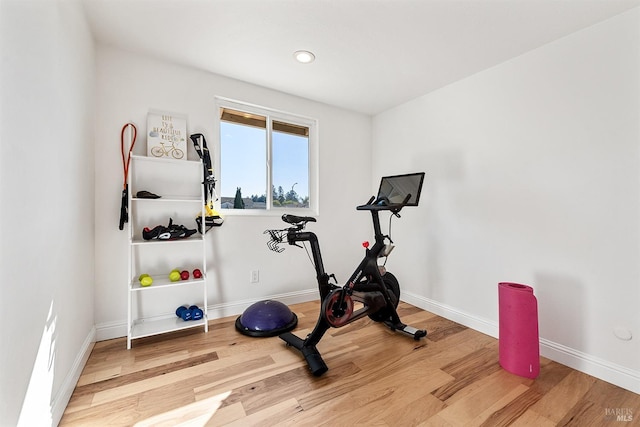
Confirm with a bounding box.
[377,172,425,206]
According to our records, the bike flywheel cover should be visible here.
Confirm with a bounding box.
[323,290,354,327]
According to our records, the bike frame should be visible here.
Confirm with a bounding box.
[279,200,427,375]
[286,208,398,343]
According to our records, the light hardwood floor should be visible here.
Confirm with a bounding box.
[60,301,639,426]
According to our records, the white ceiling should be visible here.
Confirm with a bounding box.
[82,0,640,115]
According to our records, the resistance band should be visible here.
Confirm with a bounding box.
[119,123,137,230]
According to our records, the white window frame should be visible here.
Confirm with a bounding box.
[214,96,319,216]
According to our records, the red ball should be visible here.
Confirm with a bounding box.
[193,269,202,279]
[180,270,189,280]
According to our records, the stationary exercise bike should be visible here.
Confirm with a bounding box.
[265,172,427,376]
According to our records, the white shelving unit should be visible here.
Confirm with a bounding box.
[126,155,208,349]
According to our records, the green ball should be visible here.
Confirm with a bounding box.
[138,273,150,281]
[169,271,181,282]
[140,276,153,287]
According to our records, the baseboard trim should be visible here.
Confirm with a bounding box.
[95,319,126,342]
[539,338,640,394]
[401,290,640,394]
[401,290,497,338]
[51,326,95,426]
[95,289,318,342]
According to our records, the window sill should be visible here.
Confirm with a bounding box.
[220,208,318,217]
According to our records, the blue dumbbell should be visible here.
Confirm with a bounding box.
[189,305,203,321]
[176,305,203,321]
[175,305,192,321]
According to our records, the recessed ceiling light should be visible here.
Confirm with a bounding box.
[293,50,315,64]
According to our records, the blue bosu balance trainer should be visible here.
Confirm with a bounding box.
[235,300,298,337]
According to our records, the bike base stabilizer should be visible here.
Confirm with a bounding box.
[383,321,427,341]
[280,332,328,376]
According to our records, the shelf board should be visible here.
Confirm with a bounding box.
[131,275,206,291]
[132,195,201,203]
[130,316,207,340]
[131,154,201,166]
[131,235,204,245]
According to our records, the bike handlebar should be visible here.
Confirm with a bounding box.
[356,193,412,212]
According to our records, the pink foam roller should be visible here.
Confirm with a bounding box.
[498,282,540,378]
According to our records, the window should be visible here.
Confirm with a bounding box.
[215,98,317,214]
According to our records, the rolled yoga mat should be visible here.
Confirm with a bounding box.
[498,282,540,378]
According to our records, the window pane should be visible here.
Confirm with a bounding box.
[220,121,266,209]
[272,129,309,208]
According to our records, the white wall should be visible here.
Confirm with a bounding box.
[93,46,373,339]
[373,8,640,392]
[0,1,96,425]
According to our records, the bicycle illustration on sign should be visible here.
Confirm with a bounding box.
[150,140,185,159]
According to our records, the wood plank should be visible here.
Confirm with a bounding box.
[222,398,302,427]
[90,354,272,407]
[436,369,529,425]
[127,390,235,427]
[72,352,218,397]
[526,370,597,423]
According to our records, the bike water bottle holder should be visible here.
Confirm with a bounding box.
[264,229,287,253]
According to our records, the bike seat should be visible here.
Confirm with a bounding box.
[282,214,317,225]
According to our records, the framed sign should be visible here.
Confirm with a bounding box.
[147,112,187,160]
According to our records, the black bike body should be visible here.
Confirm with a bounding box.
[268,173,427,376]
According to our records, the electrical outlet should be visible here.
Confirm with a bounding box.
[250,270,259,283]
